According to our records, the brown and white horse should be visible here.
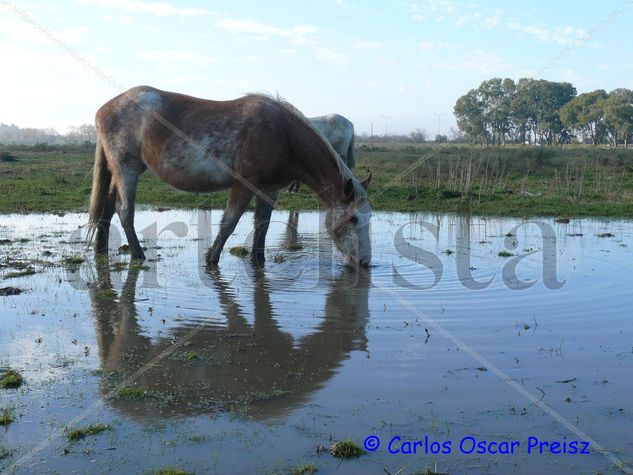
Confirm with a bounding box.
[88,86,372,267]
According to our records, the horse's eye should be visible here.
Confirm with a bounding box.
[349,215,358,225]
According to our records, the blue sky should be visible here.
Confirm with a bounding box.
[1,0,632,135]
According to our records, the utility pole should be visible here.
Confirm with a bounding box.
[433,112,447,136]
[380,115,392,137]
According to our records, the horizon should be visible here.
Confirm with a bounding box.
[1,0,632,135]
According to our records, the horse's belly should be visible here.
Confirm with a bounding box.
[151,152,235,193]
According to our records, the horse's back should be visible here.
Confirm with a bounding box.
[309,114,355,167]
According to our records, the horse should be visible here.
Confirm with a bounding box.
[87,86,372,267]
[288,113,355,193]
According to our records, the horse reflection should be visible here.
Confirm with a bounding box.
[90,260,370,420]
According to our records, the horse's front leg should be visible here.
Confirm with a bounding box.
[206,183,254,267]
[252,191,278,267]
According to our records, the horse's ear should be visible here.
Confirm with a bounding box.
[361,172,372,190]
[343,178,355,200]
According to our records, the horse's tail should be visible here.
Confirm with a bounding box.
[87,138,112,246]
[346,128,356,170]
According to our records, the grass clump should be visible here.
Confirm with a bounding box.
[329,439,366,459]
[293,463,318,475]
[4,268,36,279]
[67,423,111,441]
[0,407,16,426]
[95,288,117,299]
[149,468,193,475]
[116,387,148,400]
[63,256,85,266]
[0,446,14,460]
[498,250,514,257]
[0,369,24,389]
[229,246,249,257]
[287,243,304,251]
[184,351,199,361]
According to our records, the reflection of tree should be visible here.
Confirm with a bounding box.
[89,258,370,420]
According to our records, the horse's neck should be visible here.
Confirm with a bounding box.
[293,128,346,207]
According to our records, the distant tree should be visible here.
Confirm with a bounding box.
[65,124,97,144]
[602,88,633,148]
[435,134,448,143]
[448,127,466,143]
[409,128,427,143]
[454,88,488,144]
[560,90,608,145]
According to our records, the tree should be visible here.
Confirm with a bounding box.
[560,90,608,145]
[602,88,633,147]
[65,124,97,144]
[435,134,448,143]
[409,128,427,143]
[454,88,488,144]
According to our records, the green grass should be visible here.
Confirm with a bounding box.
[116,387,148,400]
[0,407,16,426]
[67,423,111,441]
[329,439,365,459]
[0,369,24,389]
[149,468,193,475]
[229,246,249,257]
[293,463,318,475]
[2,143,633,216]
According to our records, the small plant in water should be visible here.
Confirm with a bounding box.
[95,288,117,299]
[150,468,193,475]
[67,423,111,441]
[0,446,14,460]
[0,407,16,426]
[329,439,366,459]
[229,246,249,257]
[293,463,318,475]
[117,387,147,399]
[0,369,24,389]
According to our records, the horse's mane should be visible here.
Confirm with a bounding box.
[244,93,351,180]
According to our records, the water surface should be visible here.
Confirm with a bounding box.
[0,209,631,474]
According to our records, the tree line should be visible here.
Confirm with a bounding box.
[0,123,96,145]
[454,78,633,147]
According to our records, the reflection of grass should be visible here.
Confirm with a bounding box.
[0,369,24,389]
[329,439,366,459]
[67,423,111,441]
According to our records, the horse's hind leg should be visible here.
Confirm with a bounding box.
[206,183,254,267]
[252,191,278,267]
[116,169,145,260]
[95,189,117,255]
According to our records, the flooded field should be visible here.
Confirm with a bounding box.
[1,209,632,474]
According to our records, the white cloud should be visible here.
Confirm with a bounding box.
[350,39,385,50]
[335,0,351,10]
[418,40,456,54]
[138,48,214,64]
[417,48,517,76]
[77,0,214,17]
[315,46,349,66]
[507,21,587,45]
[215,18,318,39]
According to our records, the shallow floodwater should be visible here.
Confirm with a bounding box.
[0,209,632,474]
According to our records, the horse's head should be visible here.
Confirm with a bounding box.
[326,173,372,268]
